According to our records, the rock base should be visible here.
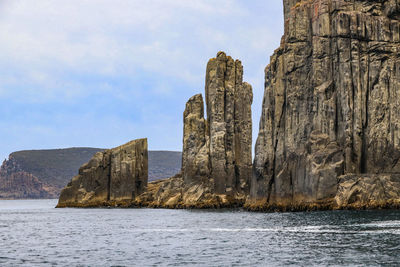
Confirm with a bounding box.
[57,174,246,209]
[57,173,400,211]
[134,174,246,209]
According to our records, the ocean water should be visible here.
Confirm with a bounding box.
[0,200,399,266]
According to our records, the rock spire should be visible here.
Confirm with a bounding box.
[182,51,253,195]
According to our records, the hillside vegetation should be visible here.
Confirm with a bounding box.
[9,148,105,188]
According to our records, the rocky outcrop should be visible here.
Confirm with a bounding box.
[247,0,400,210]
[0,157,58,199]
[182,94,209,185]
[335,174,400,209]
[57,139,148,207]
[183,52,253,194]
[56,53,252,209]
[136,174,245,209]
[134,52,253,208]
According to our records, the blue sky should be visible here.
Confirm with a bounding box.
[0,0,284,160]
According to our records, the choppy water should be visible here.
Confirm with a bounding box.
[0,200,400,266]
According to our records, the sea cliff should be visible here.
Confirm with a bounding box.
[247,0,400,211]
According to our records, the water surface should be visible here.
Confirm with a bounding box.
[0,199,399,266]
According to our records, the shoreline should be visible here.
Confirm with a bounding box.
[55,200,400,212]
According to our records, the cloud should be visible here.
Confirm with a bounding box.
[0,0,284,160]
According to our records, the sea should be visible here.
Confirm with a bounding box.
[0,199,399,266]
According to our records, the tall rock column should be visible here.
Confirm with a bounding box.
[249,0,400,209]
[182,94,210,184]
[182,52,253,195]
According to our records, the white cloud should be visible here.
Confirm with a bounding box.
[0,0,284,160]
[0,0,281,92]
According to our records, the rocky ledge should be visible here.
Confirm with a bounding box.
[135,174,245,209]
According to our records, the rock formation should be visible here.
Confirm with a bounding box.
[182,52,253,194]
[56,52,252,209]
[136,52,253,208]
[247,0,400,210]
[0,148,180,200]
[57,139,148,207]
[55,2,400,211]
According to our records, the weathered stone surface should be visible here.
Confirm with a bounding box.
[182,94,210,184]
[185,52,253,195]
[136,174,245,209]
[57,139,148,207]
[134,52,253,208]
[335,174,400,209]
[248,0,400,210]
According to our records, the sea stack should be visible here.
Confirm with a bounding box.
[183,52,253,195]
[57,139,148,207]
[139,52,253,208]
[247,0,400,210]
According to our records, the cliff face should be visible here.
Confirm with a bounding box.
[137,52,253,208]
[57,139,148,207]
[249,0,400,210]
[0,157,58,199]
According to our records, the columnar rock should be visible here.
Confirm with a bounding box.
[182,94,209,184]
[182,52,253,195]
[249,0,400,209]
[57,139,148,207]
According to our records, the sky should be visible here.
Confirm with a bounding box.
[0,0,284,161]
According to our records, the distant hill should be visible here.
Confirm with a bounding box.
[0,148,181,199]
[7,148,105,189]
[148,151,182,180]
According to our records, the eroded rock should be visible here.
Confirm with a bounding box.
[194,52,253,195]
[57,139,148,207]
[248,0,400,210]
[135,52,253,208]
[336,174,400,209]
[183,52,253,194]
